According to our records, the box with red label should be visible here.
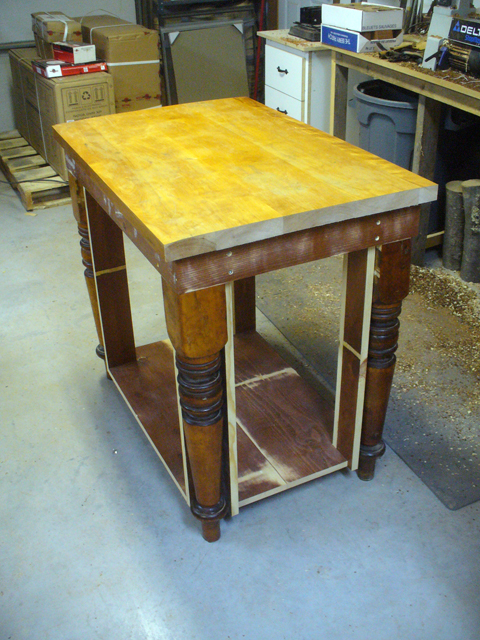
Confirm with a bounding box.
[33,59,108,79]
[53,42,96,64]
[8,47,115,179]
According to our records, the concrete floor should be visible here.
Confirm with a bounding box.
[2,181,480,640]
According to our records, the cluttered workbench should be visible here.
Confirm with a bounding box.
[260,8,480,264]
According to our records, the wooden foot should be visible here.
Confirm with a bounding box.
[358,443,386,481]
[201,520,221,543]
[358,239,412,481]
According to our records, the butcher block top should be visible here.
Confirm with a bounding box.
[53,97,437,262]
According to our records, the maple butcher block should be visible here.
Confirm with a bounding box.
[54,97,437,542]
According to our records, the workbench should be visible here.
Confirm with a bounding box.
[259,30,480,264]
[54,97,436,542]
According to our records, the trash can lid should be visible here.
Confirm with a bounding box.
[354,79,418,109]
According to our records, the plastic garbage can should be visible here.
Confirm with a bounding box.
[352,80,418,170]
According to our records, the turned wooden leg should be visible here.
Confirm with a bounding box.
[68,174,105,361]
[176,353,227,541]
[162,279,229,541]
[358,239,412,480]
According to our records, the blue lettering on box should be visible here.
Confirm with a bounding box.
[321,26,358,52]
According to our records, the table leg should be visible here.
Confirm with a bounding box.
[84,191,136,370]
[233,276,256,333]
[68,174,105,362]
[330,55,348,138]
[411,96,442,266]
[358,239,412,480]
[162,280,229,542]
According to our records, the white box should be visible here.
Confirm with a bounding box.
[321,24,403,53]
[53,42,97,64]
[321,3,403,32]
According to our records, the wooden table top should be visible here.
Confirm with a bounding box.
[53,97,436,262]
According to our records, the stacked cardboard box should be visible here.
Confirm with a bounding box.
[321,3,403,53]
[9,48,115,179]
[32,11,82,58]
[80,15,160,112]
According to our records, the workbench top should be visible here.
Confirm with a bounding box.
[54,97,436,262]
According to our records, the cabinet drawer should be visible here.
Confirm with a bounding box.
[264,86,304,122]
[265,45,305,99]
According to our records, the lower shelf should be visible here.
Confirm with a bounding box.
[234,332,347,506]
[109,331,347,512]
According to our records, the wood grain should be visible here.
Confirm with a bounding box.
[335,347,361,464]
[85,191,136,369]
[171,206,420,294]
[162,279,228,359]
[233,277,256,333]
[53,97,436,262]
[109,341,186,496]
[234,333,344,487]
[233,330,292,384]
[411,96,442,265]
[236,427,285,503]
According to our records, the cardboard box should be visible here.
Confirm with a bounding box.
[9,47,115,179]
[33,59,108,79]
[80,15,160,112]
[35,72,115,178]
[321,24,403,53]
[8,48,42,147]
[32,12,82,58]
[321,3,403,33]
[53,42,96,64]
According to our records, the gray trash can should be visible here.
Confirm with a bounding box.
[353,80,418,170]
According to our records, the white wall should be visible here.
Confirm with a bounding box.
[0,1,137,132]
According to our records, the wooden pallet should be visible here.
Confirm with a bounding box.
[0,130,71,211]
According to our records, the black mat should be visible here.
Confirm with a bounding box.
[256,257,480,510]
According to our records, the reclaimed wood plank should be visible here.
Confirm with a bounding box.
[0,137,28,151]
[171,206,420,294]
[0,129,20,140]
[237,427,285,503]
[85,191,136,369]
[109,341,187,497]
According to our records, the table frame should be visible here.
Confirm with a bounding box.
[69,170,419,541]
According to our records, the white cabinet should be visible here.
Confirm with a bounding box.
[264,41,331,133]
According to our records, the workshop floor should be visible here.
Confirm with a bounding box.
[2,183,480,640]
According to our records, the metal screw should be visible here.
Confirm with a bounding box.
[375,236,380,242]
[226,251,232,257]
[228,269,234,275]
[113,450,118,455]
[376,220,381,225]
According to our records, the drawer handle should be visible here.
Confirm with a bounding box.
[277,66,288,74]
[276,108,288,115]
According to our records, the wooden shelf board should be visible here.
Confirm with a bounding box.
[234,332,347,506]
[109,341,187,499]
[109,333,347,510]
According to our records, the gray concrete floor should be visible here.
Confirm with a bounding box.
[2,182,480,640]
